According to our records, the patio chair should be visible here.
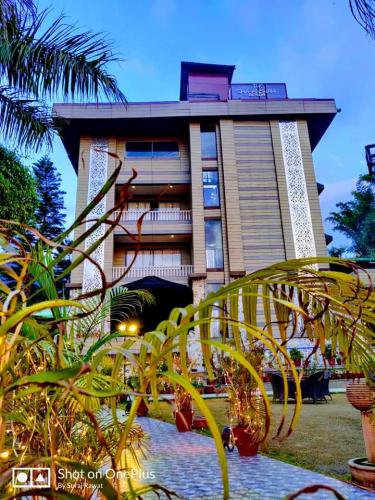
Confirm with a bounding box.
[270,373,296,402]
[301,371,330,403]
[322,370,333,400]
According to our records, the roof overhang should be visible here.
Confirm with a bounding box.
[53,99,337,173]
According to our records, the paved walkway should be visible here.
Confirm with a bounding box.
[131,416,374,500]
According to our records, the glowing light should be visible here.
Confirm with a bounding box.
[0,450,10,459]
[170,234,175,238]
[169,184,173,189]
[117,323,127,333]
[128,323,138,335]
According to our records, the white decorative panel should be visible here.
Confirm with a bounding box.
[188,278,207,370]
[82,138,108,293]
[279,121,317,258]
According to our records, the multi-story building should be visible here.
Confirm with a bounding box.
[54,61,337,332]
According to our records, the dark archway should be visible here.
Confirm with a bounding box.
[118,276,193,334]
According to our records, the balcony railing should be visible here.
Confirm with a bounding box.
[112,265,193,279]
[114,209,191,222]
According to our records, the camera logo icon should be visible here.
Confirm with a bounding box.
[12,468,50,488]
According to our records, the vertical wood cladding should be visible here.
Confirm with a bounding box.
[219,120,245,275]
[234,121,286,272]
[189,123,207,274]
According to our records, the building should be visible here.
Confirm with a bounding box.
[53,61,337,333]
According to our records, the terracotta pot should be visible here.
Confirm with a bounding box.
[192,416,208,430]
[232,426,259,457]
[328,357,335,367]
[293,359,301,368]
[347,379,375,412]
[362,412,375,463]
[175,410,194,432]
[349,458,375,488]
[136,398,149,417]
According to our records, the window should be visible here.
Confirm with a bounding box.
[125,250,181,268]
[125,141,179,158]
[205,220,224,270]
[201,127,217,159]
[126,142,152,158]
[203,171,220,207]
[152,142,179,157]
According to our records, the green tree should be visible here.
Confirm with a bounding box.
[33,156,65,239]
[0,0,125,150]
[0,144,38,225]
[327,174,375,257]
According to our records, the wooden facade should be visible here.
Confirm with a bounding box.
[56,62,337,301]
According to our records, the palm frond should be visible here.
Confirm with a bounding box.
[0,85,54,149]
[350,0,375,38]
[0,8,126,102]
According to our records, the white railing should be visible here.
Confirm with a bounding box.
[113,265,193,279]
[114,209,191,222]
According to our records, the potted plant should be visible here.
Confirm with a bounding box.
[192,379,204,394]
[289,348,303,368]
[324,343,336,367]
[174,385,194,432]
[346,359,375,487]
[222,349,266,456]
[336,355,342,365]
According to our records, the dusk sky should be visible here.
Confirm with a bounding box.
[34,0,375,249]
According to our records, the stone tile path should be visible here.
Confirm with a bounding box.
[133,416,375,499]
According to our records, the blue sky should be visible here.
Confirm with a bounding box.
[33,0,375,248]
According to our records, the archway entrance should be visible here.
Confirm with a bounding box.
[118,276,193,334]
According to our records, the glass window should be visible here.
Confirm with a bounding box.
[125,141,179,158]
[205,220,224,269]
[126,142,152,157]
[203,170,220,207]
[126,250,181,268]
[153,142,179,158]
[201,127,217,159]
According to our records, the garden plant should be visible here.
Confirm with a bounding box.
[0,151,374,498]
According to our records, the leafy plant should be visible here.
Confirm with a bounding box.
[289,348,303,361]
[0,0,126,150]
[222,348,267,447]
[327,174,375,257]
[0,144,38,225]
[0,150,374,497]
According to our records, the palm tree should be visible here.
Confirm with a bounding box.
[0,0,126,150]
[350,0,375,38]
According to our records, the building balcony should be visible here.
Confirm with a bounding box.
[114,209,191,222]
[113,264,193,281]
[113,209,192,242]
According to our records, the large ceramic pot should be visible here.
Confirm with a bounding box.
[232,426,259,457]
[175,410,194,432]
[346,379,375,412]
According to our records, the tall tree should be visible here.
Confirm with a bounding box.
[0,0,126,151]
[327,174,375,257]
[0,144,38,225]
[33,156,65,240]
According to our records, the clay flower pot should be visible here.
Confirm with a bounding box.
[346,379,375,412]
[232,426,259,457]
[175,410,194,432]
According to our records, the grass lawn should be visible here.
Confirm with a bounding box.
[148,394,363,481]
